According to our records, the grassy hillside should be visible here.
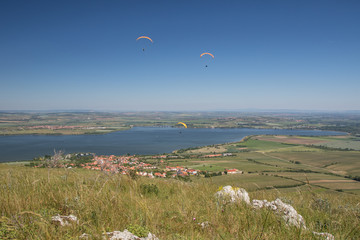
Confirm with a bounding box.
[1,164,359,239]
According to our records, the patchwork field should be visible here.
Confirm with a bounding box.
[254,135,360,151]
[167,135,360,193]
[254,135,328,145]
[198,173,303,191]
[267,151,360,176]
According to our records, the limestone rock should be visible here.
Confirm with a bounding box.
[252,199,306,229]
[273,199,306,229]
[252,199,277,210]
[104,229,159,240]
[215,185,250,205]
[51,214,78,226]
[198,221,210,229]
[312,231,335,240]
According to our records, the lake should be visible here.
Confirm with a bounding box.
[0,127,345,162]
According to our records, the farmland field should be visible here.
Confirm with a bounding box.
[198,173,303,191]
[267,151,360,176]
[166,135,360,193]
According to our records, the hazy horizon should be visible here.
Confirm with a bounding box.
[1,1,359,111]
[1,108,360,114]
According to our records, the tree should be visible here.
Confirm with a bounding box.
[46,149,64,168]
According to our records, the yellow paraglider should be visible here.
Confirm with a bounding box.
[177,122,187,128]
[200,52,214,58]
[200,52,214,67]
[136,36,153,52]
[136,36,153,43]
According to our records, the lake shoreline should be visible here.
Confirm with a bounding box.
[0,127,348,163]
[0,125,348,136]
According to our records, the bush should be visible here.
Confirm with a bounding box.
[140,184,159,196]
[127,224,150,238]
[128,170,138,180]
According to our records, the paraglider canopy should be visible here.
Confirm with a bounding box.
[136,36,153,52]
[136,36,153,43]
[200,52,214,67]
[200,52,214,58]
[177,122,188,128]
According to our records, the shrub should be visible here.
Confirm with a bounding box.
[140,184,159,196]
[127,224,150,238]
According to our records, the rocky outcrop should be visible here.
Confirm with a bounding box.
[198,221,210,229]
[215,186,335,239]
[215,185,250,205]
[51,214,78,226]
[104,230,159,240]
[79,230,159,240]
[252,199,306,229]
[312,231,335,240]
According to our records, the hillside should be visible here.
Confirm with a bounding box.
[1,135,360,239]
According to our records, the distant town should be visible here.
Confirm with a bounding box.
[31,152,242,179]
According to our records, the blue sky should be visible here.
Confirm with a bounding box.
[1,0,359,111]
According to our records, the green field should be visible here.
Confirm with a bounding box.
[198,173,303,191]
[165,135,360,193]
[267,151,360,176]
[313,137,360,150]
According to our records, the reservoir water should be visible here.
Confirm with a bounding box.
[0,127,345,162]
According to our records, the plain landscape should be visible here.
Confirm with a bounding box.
[1,0,360,239]
[1,111,360,239]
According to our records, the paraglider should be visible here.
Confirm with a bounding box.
[176,122,187,134]
[177,122,187,128]
[200,52,214,68]
[136,36,153,51]
[200,52,214,58]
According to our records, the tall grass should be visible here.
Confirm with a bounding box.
[1,164,359,239]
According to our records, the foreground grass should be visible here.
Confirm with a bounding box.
[1,165,359,239]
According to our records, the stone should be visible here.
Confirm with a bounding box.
[51,214,78,226]
[312,231,335,240]
[198,221,210,229]
[215,185,250,205]
[252,199,275,210]
[252,199,306,229]
[104,229,159,240]
[273,199,306,229]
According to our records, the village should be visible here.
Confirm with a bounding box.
[31,152,243,179]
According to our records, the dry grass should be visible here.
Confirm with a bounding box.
[1,164,359,239]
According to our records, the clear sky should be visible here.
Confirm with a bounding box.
[1,0,359,111]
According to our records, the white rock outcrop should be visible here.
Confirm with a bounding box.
[80,230,159,240]
[215,185,250,205]
[198,221,210,229]
[312,231,335,240]
[51,214,78,226]
[104,229,159,240]
[252,199,277,210]
[272,198,306,229]
[215,186,335,238]
[252,198,306,229]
